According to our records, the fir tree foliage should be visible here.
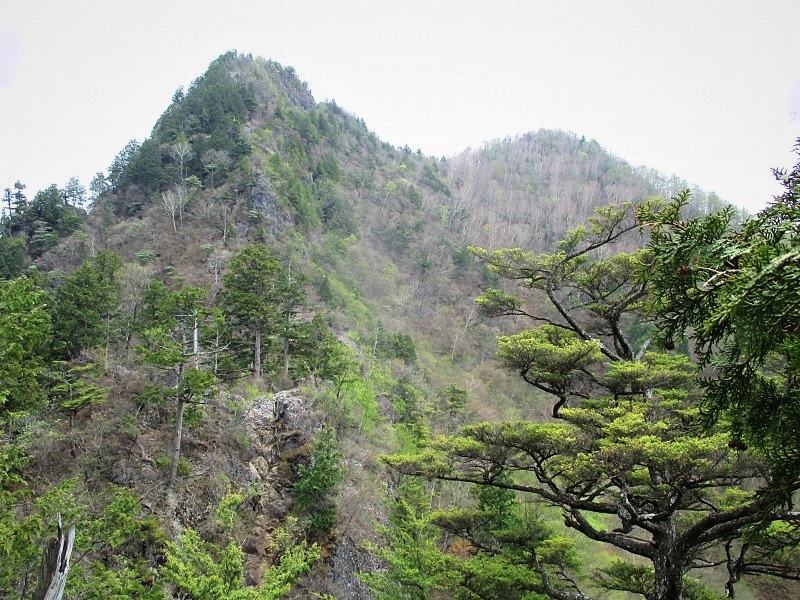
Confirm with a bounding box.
[50,250,122,360]
[221,244,316,384]
[0,480,164,599]
[638,146,800,506]
[221,243,283,380]
[46,358,108,425]
[0,276,51,415]
[136,281,216,486]
[1,180,83,263]
[0,234,26,279]
[360,480,454,600]
[292,424,346,535]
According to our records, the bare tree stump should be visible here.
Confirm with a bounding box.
[33,514,75,600]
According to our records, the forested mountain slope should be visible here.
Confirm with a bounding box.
[36,51,694,419]
[3,51,792,600]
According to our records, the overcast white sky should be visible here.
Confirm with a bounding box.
[2,1,799,212]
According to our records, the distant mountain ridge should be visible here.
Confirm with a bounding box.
[37,50,732,417]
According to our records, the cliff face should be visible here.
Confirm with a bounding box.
[240,391,383,597]
[244,390,319,488]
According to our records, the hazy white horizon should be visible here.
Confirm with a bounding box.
[2,0,799,213]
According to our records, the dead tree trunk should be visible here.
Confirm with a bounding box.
[254,328,262,380]
[281,337,290,390]
[33,514,75,600]
[168,396,186,488]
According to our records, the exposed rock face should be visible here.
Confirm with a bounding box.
[242,390,377,599]
[270,64,316,111]
[249,175,293,236]
[240,390,319,581]
[243,390,320,513]
[327,535,380,600]
[245,390,319,463]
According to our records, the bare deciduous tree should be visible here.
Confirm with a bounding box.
[168,139,192,184]
[161,185,188,233]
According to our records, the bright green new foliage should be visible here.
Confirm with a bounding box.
[470,201,650,420]
[0,276,51,415]
[161,529,245,599]
[496,325,602,417]
[161,522,320,600]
